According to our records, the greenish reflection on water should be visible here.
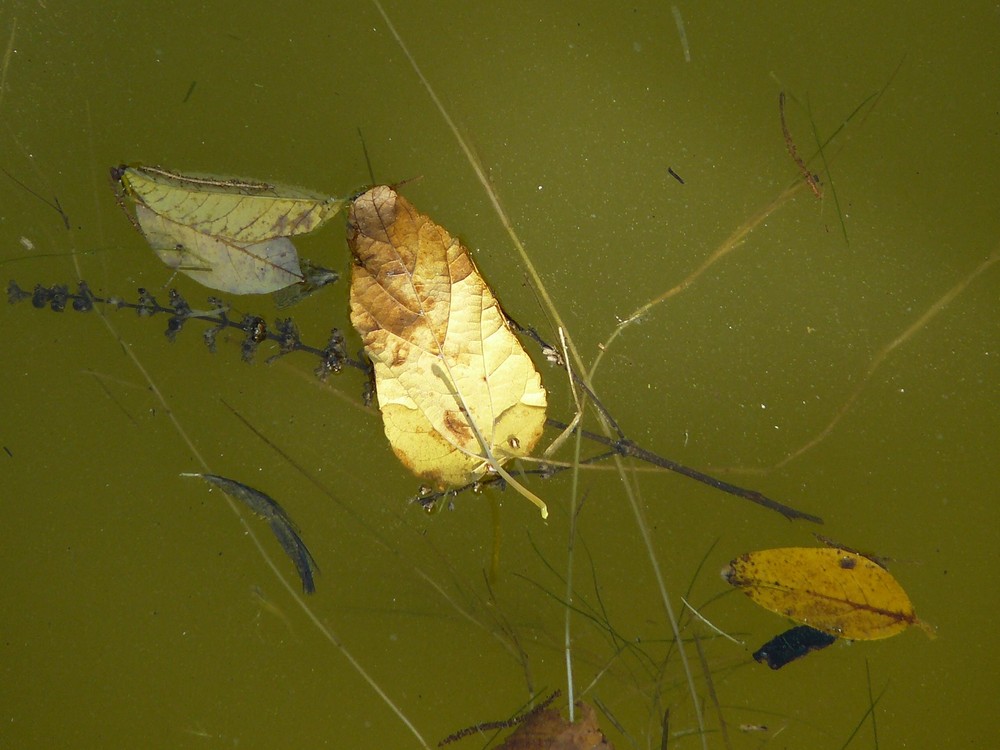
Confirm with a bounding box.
[2,2,997,747]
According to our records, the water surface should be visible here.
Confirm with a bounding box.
[1,2,997,747]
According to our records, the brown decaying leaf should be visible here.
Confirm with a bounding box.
[347,186,547,490]
[497,702,614,750]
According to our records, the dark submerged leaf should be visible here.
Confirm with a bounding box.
[182,472,319,594]
[753,625,837,670]
[267,518,318,595]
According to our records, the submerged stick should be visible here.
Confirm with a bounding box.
[545,420,822,524]
[779,91,823,199]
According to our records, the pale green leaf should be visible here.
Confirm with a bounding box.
[135,204,302,294]
[120,165,345,244]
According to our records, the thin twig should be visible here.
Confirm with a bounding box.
[545,419,822,523]
[0,16,16,115]
[771,248,1000,469]
[693,634,731,750]
[2,167,71,229]
[779,91,823,199]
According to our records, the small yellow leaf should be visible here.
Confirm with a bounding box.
[118,165,345,244]
[724,547,934,640]
[347,186,547,493]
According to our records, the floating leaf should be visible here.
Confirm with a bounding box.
[117,165,345,243]
[752,624,837,669]
[347,186,547,501]
[134,204,303,294]
[724,547,934,640]
[115,165,346,295]
[181,472,318,594]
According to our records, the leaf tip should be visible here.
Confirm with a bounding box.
[916,618,938,640]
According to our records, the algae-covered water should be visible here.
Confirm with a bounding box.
[1,2,997,747]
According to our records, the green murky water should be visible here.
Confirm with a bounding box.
[2,2,997,747]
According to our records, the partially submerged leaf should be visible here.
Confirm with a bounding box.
[347,186,547,493]
[182,472,319,594]
[724,547,934,640]
[115,164,346,295]
[118,165,345,243]
[134,204,303,294]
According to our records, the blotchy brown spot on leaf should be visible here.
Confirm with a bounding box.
[348,186,547,488]
[443,410,473,442]
[497,702,615,750]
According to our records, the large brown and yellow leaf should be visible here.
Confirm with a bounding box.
[118,165,345,243]
[347,186,547,496]
[724,547,935,640]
